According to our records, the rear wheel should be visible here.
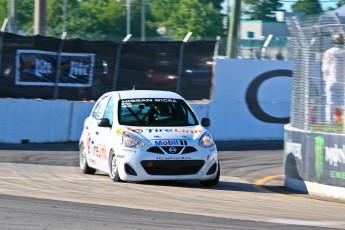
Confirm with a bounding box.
[79,143,96,174]
[109,151,122,182]
[200,162,220,187]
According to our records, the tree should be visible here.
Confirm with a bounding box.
[337,0,345,7]
[0,0,6,25]
[292,0,322,16]
[243,0,283,21]
[150,0,224,39]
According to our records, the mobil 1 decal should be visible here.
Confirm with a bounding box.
[312,134,345,187]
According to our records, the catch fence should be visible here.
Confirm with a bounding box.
[0,32,217,101]
[287,13,345,134]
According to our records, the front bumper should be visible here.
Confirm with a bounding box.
[116,145,218,181]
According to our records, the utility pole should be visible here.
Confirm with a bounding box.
[226,0,241,58]
[34,0,46,35]
[141,0,146,41]
[7,0,17,33]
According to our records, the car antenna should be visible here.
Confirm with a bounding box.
[132,85,136,90]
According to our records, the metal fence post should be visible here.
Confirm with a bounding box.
[112,34,131,91]
[176,32,192,94]
[0,19,8,73]
[53,32,67,99]
[209,36,220,101]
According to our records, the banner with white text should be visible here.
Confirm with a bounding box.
[15,50,95,87]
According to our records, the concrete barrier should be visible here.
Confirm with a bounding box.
[0,58,293,143]
[284,124,345,200]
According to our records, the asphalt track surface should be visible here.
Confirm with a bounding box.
[0,142,345,230]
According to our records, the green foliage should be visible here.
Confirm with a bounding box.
[243,0,283,20]
[0,0,6,24]
[150,0,224,39]
[1,0,223,40]
[337,0,345,7]
[292,0,323,16]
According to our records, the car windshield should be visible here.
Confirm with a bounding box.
[118,98,199,126]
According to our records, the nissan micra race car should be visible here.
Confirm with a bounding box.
[79,90,219,186]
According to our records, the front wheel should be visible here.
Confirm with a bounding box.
[79,143,96,174]
[109,151,122,182]
[199,162,220,187]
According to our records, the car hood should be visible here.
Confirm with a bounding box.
[121,125,207,141]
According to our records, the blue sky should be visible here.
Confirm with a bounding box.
[224,1,340,13]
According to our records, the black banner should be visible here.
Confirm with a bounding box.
[0,32,216,100]
[16,50,95,87]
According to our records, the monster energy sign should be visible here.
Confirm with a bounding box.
[315,135,324,181]
[285,127,345,188]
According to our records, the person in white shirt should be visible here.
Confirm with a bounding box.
[322,33,345,123]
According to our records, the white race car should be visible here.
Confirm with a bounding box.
[79,90,219,186]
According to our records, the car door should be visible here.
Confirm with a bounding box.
[93,96,115,171]
[85,95,110,169]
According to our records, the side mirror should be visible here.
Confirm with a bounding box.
[201,118,211,127]
[97,118,111,128]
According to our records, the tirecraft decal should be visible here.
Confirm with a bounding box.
[127,127,201,134]
[245,69,292,123]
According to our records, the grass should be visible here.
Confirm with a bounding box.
[310,122,344,134]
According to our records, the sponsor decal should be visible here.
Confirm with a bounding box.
[16,50,95,87]
[154,99,177,103]
[96,143,107,159]
[285,141,302,161]
[35,58,52,77]
[116,128,122,136]
[324,144,345,167]
[315,135,324,181]
[127,128,143,133]
[174,128,202,134]
[86,132,91,153]
[330,171,345,180]
[156,156,192,160]
[122,148,136,153]
[126,127,202,134]
[68,61,90,79]
[154,140,187,146]
[117,155,125,158]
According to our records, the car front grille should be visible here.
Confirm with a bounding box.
[146,146,197,154]
[141,160,204,175]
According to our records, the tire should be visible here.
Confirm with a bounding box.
[79,143,96,174]
[199,162,220,187]
[109,151,122,182]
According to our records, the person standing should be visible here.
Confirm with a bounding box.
[322,33,345,123]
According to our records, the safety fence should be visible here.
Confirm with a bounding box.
[0,32,217,101]
[287,13,345,134]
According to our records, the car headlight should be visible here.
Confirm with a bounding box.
[198,132,215,148]
[122,131,144,148]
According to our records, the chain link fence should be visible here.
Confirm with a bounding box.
[0,32,218,101]
[287,13,345,134]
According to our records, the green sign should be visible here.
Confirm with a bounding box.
[315,135,324,181]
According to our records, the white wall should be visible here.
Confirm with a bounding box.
[0,58,293,143]
[209,58,292,140]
